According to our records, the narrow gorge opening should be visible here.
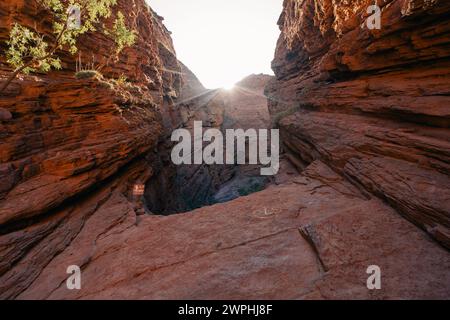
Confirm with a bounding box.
[139,1,285,215]
[144,75,278,215]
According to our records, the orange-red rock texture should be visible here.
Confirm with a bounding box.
[266,0,450,248]
[0,0,182,298]
[0,0,449,299]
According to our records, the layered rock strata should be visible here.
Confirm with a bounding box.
[0,0,181,298]
[266,0,450,248]
[0,0,448,300]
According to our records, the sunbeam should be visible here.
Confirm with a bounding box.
[233,84,290,107]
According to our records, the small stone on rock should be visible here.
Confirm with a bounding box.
[0,107,12,121]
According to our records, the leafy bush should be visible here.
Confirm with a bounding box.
[109,12,137,54]
[98,80,115,90]
[6,23,62,75]
[1,0,137,92]
[116,74,128,86]
[74,70,102,79]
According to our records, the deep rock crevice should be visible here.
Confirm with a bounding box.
[143,73,275,215]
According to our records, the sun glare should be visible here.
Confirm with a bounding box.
[148,0,282,89]
[223,83,236,91]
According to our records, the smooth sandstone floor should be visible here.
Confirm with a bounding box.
[18,167,450,300]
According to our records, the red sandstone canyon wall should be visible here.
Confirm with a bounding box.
[0,0,448,300]
[0,0,183,298]
[266,0,450,248]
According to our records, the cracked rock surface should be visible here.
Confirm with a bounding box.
[13,161,450,299]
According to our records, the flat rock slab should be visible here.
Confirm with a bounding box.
[17,167,450,299]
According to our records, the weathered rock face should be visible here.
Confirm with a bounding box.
[13,160,450,299]
[0,0,449,300]
[0,0,183,224]
[0,0,182,298]
[225,74,273,129]
[266,0,450,248]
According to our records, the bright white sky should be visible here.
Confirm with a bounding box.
[147,0,283,89]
